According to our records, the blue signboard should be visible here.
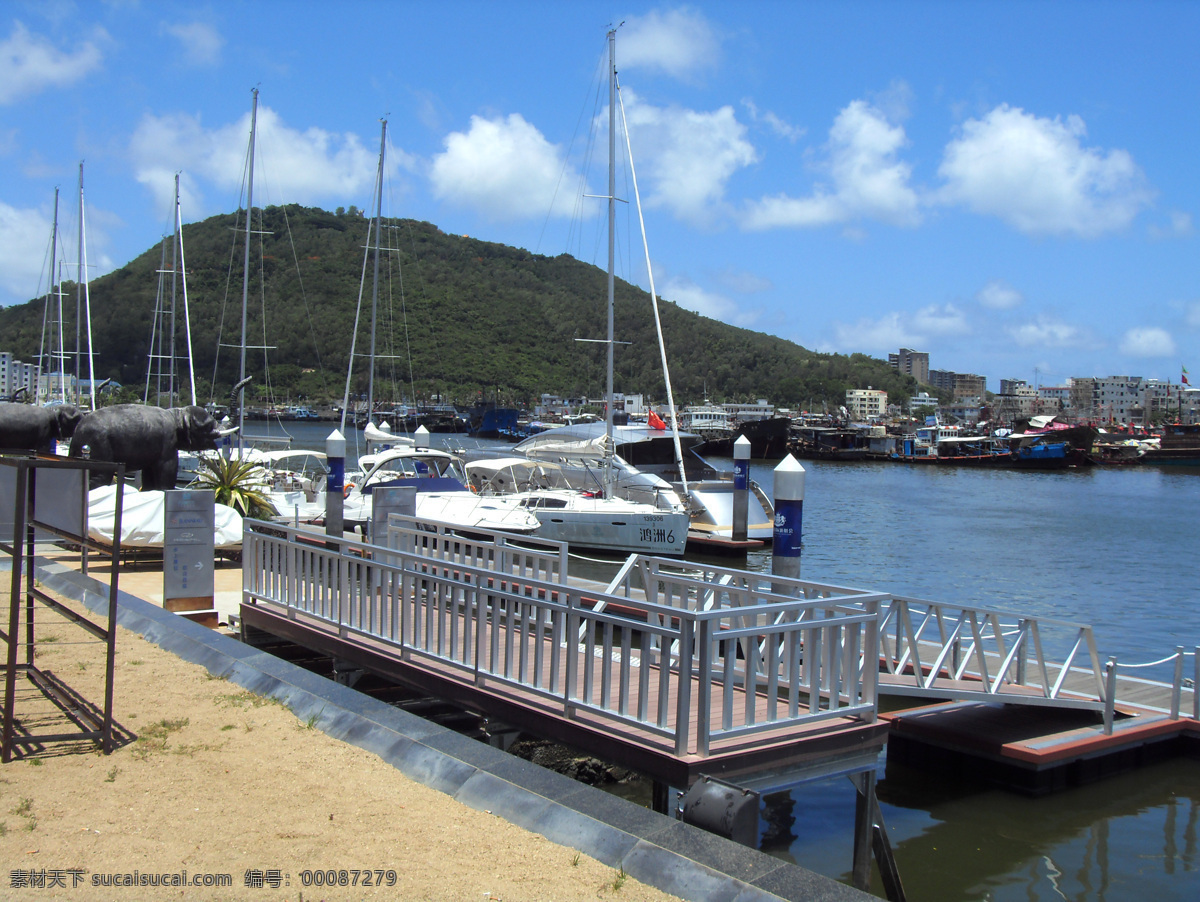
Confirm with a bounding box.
[772,498,803,558]
[733,459,749,492]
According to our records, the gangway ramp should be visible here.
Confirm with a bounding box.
[613,559,1111,713]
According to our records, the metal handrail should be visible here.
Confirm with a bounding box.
[1103,646,1200,734]
[242,520,880,757]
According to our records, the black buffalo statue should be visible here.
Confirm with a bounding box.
[69,405,229,491]
[0,402,83,454]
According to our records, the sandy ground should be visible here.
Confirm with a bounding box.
[0,590,684,902]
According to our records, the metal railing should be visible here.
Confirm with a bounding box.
[877,596,1108,710]
[242,519,880,757]
[1103,646,1200,733]
[603,559,1111,712]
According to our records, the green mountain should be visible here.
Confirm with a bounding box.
[0,205,918,410]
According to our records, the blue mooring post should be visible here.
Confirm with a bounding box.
[732,435,751,542]
[326,428,345,541]
[771,454,806,584]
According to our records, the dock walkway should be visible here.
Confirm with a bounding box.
[240,515,1200,797]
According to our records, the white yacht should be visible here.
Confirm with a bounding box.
[464,457,688,556]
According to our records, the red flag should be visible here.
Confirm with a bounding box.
[1183,366,1190,386]
[648,410,666,430]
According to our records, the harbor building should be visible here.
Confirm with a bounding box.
[845,387,887,421]
[889,347,930,384]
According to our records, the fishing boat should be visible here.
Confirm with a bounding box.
[1137,422,1200,466]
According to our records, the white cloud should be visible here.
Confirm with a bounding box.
[161,21,223,66]
[0,201,52,303]
[1149,210,1193,240]
[976,279,1024,310]
[621,90,757,224]
[130,105,389,220]
[741,99,920,230]
[832,312,918,353]
[618,9,720,80]
[912,303,969,336]
[662,275,757,327]
[1007,316,1087,349]
[741,99,804,142]
[1184,301,1200,330]
[430,113,584,221]
[0,21,104,104]
[938,105,1153,236]
[831,303,967,354]
[1119,327,1176,358]
[713,267,773,294]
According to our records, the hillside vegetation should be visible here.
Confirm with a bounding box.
[0,205,917,409]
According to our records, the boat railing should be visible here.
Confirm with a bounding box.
[241,520,880,756]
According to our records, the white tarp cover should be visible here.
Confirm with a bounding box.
[87,484,244,549]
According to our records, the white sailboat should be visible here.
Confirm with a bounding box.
[35,164,98,415]
[463,30,691,556]
[269,120,538,538]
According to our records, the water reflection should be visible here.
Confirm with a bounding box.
[761,757,1200,900]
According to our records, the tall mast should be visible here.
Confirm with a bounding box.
[37,189,60,404]
[79,163,96,409]
[177,172,197,405]
[75,163,83,406]
[366,120,387,427]
[168,174,179,406]
[604,28,617,498]
[238,88,258,456]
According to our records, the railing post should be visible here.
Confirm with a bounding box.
[1171,645,1185,720]
[1103,657,1117,735]
[1194,646,1199,721]
[675,618,694,756]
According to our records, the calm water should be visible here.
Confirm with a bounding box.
[270,422,1200,899]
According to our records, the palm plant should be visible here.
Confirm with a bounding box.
[189,455,278,520]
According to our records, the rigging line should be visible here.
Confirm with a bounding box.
[617,75,688,495]
[279,205,331,399]
[397,222,427,411]
[209,207,243,406]
[537,41,608,257]
[339,206,373,434]
[209,130,254,406]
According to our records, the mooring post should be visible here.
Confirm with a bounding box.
[771,454,805,585]
[326,428,345,542]
[851,770,875,891]
[732,435,750,542]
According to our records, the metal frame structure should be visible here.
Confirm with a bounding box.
[242,518,881,758]
[0,454,124,762]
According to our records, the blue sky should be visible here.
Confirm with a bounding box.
[2,0,1197,393]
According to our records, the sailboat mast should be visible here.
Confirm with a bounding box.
[604,28,617,498]
[239,88,259,456]
[168,175,179,407]
[366,120,387,427]
[75,163,84,406]
[177,172,197,405]
[79,163,96,410]
[36,189,60,404]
